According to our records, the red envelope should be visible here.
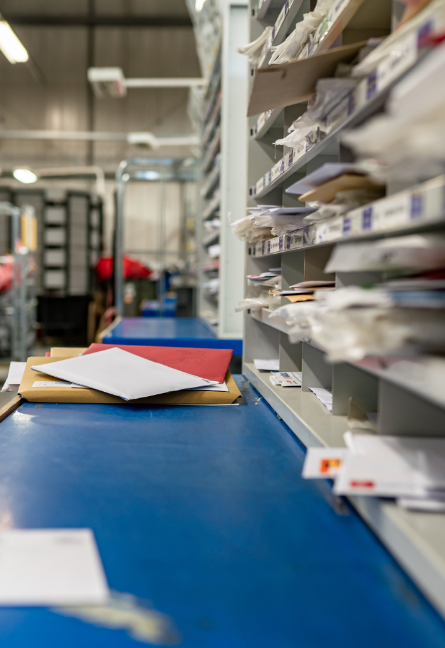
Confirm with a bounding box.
[83,344,233,384]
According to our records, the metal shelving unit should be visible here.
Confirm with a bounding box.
[42,192,103,297]
[196,0,249,339]
[243,0,445,620]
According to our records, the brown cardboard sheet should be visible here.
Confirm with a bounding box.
[247,41,367,117]
[51,348,87,357]
[19,357,241,405]
[298,174,385,204]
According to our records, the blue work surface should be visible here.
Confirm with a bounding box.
[103,317,243,355]
[0,379,443,647]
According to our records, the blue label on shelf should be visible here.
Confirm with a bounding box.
[342,217,351,235]
[286,236,291,250]
[410,193,423,220]
[284,0,289,14]
[347,92,355,115]
[267,241,271,254]
[288,149,294,167]
[418,21,432,48]
[262,242,265,255]
[268,170,272,183]
[279,236,284,251]
[366,70,377,100]
[279,158,285,173]
[362,207,373,231]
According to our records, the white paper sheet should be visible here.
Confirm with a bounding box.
[269,207,315,215]
[189,381,229,392]
[0,529,108,606]
[254,358,280,371]
[32,348,217,401]
[335,433,445,497]
[289,281,336,289]
[1,361,27,392]
[310,388,333,411]
[397,497,445,512]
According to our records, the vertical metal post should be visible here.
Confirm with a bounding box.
[158,179,167,315]
[19,251,27,361]
[8,205,21,361]
[115,161,128,317]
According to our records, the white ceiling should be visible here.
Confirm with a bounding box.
[0,0,201,172]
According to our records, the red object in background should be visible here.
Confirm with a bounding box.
[84,344,233,384]
[95,256,152,282]
[0,256,13,293]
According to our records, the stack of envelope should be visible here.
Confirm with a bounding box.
[303,432,445,512]
[17,344,241,405]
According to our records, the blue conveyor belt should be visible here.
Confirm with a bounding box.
[0,378,443,646]
[102,317,243,354]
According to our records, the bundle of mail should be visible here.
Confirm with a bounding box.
[236,269,283,312]
[269,234,445,361]
[231,206,316,242]
[303,432,445,513]
[8,344,241,405]
[344,18,445,185]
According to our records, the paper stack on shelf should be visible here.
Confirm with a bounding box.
[272,279,335,302]
[269,234,445,360]
[247,268,281,288]
[344,35,445,185]
[270,371,302,387]
[303,432,445,512]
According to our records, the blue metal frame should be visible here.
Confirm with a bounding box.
[103,317,244,355]
[0,379,443,646]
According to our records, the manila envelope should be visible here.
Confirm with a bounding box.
[19,357,241,405]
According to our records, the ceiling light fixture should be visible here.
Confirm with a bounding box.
[0,21,28,64]
[13,168,37,184]
[195,0,206,11]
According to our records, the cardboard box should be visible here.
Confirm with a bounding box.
[247,41,367,117]
[19,357,241,405]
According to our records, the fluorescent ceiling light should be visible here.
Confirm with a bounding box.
[195,0,206,11]
[0,21,28,64]
[13,169,37,184]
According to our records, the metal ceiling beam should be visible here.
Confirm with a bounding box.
[3,14,193,28]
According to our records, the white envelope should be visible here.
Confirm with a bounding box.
[0,529,108,606]
[1,361,27,392]
[254,358,280,371]
[32,348,217,401]
[333,453,441,498]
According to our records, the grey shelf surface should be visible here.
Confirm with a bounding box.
[244,361,445,619]
[253,107,283,140]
